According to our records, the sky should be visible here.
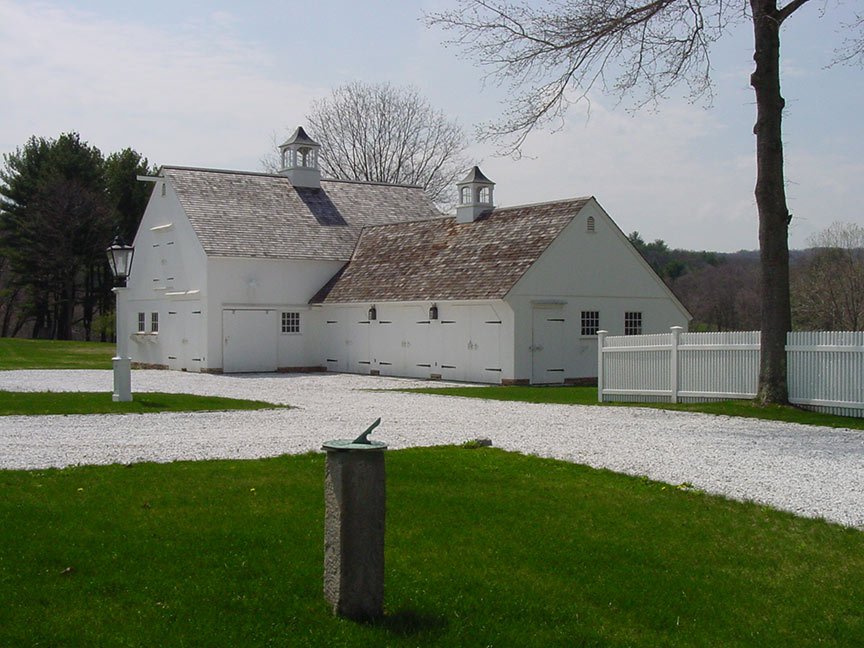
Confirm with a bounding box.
[0,0,862,252]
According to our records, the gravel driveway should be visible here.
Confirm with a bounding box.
[1,369,862,529]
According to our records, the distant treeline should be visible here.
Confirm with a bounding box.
[0,133,155,340]
[628,227,864,332]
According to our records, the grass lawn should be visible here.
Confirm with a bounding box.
[0,338,114,370]
[400,385,864,431]
[0,391,287,416]
[1,447,861,647]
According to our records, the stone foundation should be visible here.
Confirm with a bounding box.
[564,377,598,386]
[131,362,169,370]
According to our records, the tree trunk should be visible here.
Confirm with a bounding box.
[751,0,792,404]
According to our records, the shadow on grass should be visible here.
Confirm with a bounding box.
[370,609,449,638]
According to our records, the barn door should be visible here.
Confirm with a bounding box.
[322,316,345,372]
[222,309,278,373]
[468,306,503,383]
[439,309,469,382]
[346,308,372,374]
[531,306,566,384]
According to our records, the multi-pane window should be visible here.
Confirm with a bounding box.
[581,311,599,336]
[151,312,159,333]
[624,312,642,336]
[281,311,300,334]
[137,312,146,333]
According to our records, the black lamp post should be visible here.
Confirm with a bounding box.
[106,237,135,401]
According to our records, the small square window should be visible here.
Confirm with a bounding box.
[581,311,599,336]
[137,312,146,333]
[624,312,642,336]
[281,311,300,334]
[151,312,159,333]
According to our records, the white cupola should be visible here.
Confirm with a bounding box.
[279,126,321,189]
[456,166,494,223]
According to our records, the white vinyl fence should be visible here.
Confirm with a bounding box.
[598,328,864,418]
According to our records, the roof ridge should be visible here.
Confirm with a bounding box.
[160,165,425,190]
[491,196,593,211]
[161,165,283,178]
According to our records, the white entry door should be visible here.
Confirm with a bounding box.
[531,306,566,384]
[166,302,203,372]
[222,309,278,373]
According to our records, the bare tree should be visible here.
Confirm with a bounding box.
[793,222,864,331]
[427,0,862,403]
[293,82,471,206]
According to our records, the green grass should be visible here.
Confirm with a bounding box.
[1,448,861,647]
[399,385,864,430]
[0,391,287,416]
[0,337,115,369]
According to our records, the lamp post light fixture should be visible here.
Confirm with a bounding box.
[106,237,135,402]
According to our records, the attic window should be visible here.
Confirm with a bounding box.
[587,216,595,232]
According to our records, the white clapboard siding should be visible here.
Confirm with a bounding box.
[598,328,864,418]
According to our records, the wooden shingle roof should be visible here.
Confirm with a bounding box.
[162,166,442,261]
[311,197,592,303]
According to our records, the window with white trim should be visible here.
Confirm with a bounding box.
[281,311,300,334]
[137,312,146,333]
[581,311,599,336]
[624,312,642,335]
[151,312,159,333]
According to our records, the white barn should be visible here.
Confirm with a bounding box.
[125,128,690,384]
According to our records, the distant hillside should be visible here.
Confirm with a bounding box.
[627,231,863,331]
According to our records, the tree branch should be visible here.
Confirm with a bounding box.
[776,0,811,25]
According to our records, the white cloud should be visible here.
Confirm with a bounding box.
[0,1,325,170]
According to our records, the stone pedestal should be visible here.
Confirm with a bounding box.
[323,445,386,621]
[112,356,132,402]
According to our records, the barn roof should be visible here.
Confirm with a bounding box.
[311,197,592,303]
[161,166,442,261]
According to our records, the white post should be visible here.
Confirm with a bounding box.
[597,330,607,403]
[112,286,132,402]
[670,326,683,404]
